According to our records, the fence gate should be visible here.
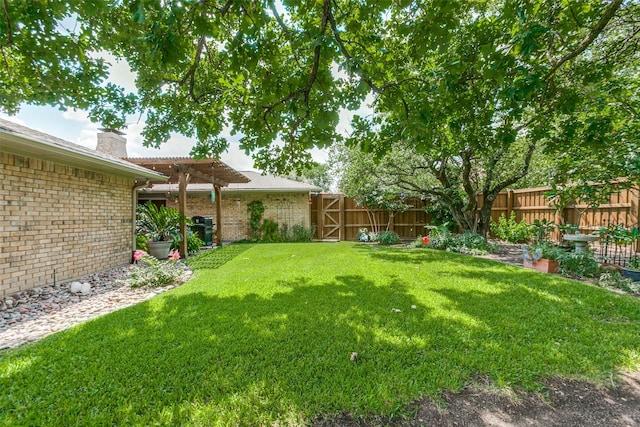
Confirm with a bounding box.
[312,193,344,241]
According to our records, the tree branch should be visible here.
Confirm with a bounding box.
[546,0,623,80]
[2,0,11,46]
[261,0,329,125]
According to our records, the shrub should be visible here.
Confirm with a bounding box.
[291,224,315,242]
[425,225,456,250]
[136,203,186,242]
[559,251,601,278]
[598,271,640,293]
[490,212,533,243]
[531,218,556,243]
[424,227,495,254]
[186,233,205,254]
[171,230,205,255]
[458,231,495,254]
[247,200,265,239]
[377,231,400,245]
[135,234,149,252]
[523,242,565,262]
[261,218,280,242]
[408,236,429,248]
[357,228,371,242]
[127,254,185,288]
[279,224,316,242]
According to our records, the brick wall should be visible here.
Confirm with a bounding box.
[167,191,312,241]
[0,152,134,297]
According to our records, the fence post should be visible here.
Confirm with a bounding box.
[339,194,345,241]
[632,186,640,253]
[317,194,324,240]
[506,190,514,219]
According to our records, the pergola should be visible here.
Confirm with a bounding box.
[127,157,250,256]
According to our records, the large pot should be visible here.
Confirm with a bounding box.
[147,240,172,259]
[524,258,560,274]
[621,268,640,282]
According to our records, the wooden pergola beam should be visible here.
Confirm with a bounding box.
[215,184,222,247]
[176,164,229,187]
[177,166,190,258]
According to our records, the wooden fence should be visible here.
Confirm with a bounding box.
[310,194,431,241]
[487,185,640,241]
[312,185,640,243]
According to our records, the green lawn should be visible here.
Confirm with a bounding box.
[1,242,639,425]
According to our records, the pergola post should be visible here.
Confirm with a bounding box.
[178,167,189,258]
[215,184,222,246]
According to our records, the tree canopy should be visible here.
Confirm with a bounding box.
[1,0,638,188]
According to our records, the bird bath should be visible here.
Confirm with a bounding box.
[563,234,599,253]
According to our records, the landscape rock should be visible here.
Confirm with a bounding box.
[0,263,191,350]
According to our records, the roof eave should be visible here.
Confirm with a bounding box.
[0,132,167,181]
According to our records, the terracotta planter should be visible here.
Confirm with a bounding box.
[147,240,172,259]
[523,258,560,274]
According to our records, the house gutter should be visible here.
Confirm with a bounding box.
[0,131,166,181]
[132,179,151,260]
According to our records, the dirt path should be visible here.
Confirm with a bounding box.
[314,368,640,427]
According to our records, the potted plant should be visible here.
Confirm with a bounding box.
[622,255,640,282]
[136,203,186,259]
[523,242,564,274]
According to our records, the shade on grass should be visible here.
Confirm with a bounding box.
[1,242,639,425]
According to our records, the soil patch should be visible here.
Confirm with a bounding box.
[313,372,640,426]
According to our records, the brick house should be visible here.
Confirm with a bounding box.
[139,171,321,241]
[0,119,166,297]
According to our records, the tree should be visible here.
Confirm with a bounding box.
[286,162,333,192]
[341,0,638,236]
[332,142,422,234]
[1,0,637,186]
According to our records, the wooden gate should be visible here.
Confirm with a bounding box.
[311,193,344,241]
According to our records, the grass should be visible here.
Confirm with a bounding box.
[1,242,639,425]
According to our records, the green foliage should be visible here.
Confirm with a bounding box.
[3,243,640,425]
[376,231,400,245]
[424,225,456,251]
[490,213,533,243]
[2,1,638,180]
[559,251,602,278]
[558,223,580,235]
[261,219,280,242]
[136,203,186,242]
[126,255,184,288]
[187,231,204,255]
[598,271,640,293]
[546,184,614,225]
[246,201,265,239]
[135,234,149,252]
[424,203,456,230]
[457,232,496,255]
[425,226,495,254]
[287,163,332,192]
[279,224,316,242]
[523,242,565,262]
[531,219,555,244]
[627,256,640,272]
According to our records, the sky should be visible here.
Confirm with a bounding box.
[0,52,366,173]
[0,105,267,172]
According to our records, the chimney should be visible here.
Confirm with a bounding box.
[96,128,128,158]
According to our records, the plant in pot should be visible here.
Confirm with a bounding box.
[523,241,564,274]
[136,203,186,259]
[622,255,640,282]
